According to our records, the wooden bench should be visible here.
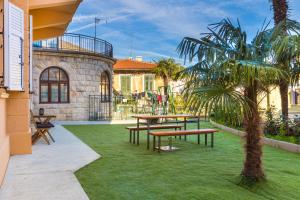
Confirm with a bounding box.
[149,129,218,152]
[126,125,183,145]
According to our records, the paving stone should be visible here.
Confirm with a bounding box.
[0,125,100,200]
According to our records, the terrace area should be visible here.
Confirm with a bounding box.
[3,1,300,200]
[33,33,113,59]
[2,121,300,200]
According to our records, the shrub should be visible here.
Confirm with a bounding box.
[211,106,243,129]
[263,106,300,136]
[263,107,281,135]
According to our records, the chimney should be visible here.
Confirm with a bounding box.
[135,56,143,62]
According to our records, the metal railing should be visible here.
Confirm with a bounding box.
[89,95,112,121]
[33,33,113,58]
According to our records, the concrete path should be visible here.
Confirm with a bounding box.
[0,125,100,200]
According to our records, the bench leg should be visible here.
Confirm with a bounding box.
[137,131,140,146]
[175,128,177,139]
[168,137,172,150]
[129,130,132,143]
[179,127,182,140]
[147,133,150,149]
[211,133,214,148]
[184,135,187,141]
[46,131,55,143]
[205,134,207,146]
[153,136,156,151]
[158,136,161,153]
[147,120,150,149]
[197,134,200,144]
[133,130,136,144]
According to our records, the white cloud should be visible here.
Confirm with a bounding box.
[70,0,293,62]
[72,14,97,23]
[114,0,232,38]
[69,13,134,33]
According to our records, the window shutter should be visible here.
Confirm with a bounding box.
[29,15,33,92]
[4,1,24,91]
[144,75,154,91]
[120,76,125,92]
[127,76,131,93]
[121,75,131,94]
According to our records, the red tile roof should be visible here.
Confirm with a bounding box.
[114,59,157,71]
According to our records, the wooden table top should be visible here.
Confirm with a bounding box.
[132,114,198,119]
[33,115,56,118]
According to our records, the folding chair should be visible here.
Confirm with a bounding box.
[30,111,55,145]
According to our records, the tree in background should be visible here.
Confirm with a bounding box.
[152,58,184,95]
[270,0,300,134]
[271,0,289,124]
[178,19,285,183]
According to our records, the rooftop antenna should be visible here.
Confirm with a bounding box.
[129,33,134,58]
[94,17,107,38]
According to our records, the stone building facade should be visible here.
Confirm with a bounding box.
[31,50,115,120]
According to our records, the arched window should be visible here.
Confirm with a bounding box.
[100,71,110,102]
[40,67,69,103]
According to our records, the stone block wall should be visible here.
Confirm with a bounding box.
[31,50,114,121]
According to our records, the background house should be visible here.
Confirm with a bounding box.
[260,86,300,117]
[113,57,164,95]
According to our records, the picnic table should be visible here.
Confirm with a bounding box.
[31,115,56,145]
[132,114,200,150]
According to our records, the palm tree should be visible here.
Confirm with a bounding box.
[270,0,290,131]
[152,58,183,95]
[271,0,288,27]
[270,0,299,134]
[178,19,285,182]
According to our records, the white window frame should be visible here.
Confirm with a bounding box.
[119,74,132,94]
[143,74,155,92]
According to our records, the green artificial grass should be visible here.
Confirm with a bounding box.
[64,122,300,200]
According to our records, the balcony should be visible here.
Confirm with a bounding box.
[33,33,113,58]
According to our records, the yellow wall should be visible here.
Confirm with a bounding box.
[0,0,32,185]
[0,0,81,186]
[6,0,32,155]
[259,87,282,112]
[113,72,164,93]
[0,94,9,185]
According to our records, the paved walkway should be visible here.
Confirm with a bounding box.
[0,125,100,200]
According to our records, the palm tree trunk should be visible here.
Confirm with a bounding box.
[163,77,169,95]
[280,81,289,132]
[242,85,264,182]
[272,0,288,26]
[272,0,289,134]
[266,89,270,110]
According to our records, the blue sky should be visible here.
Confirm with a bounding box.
[67,0,300,64]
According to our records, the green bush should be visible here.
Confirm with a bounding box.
[263,107,300,137]
[210,106,243,129]
[263,107,282,135]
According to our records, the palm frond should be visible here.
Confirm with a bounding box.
[178,18,288,121]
